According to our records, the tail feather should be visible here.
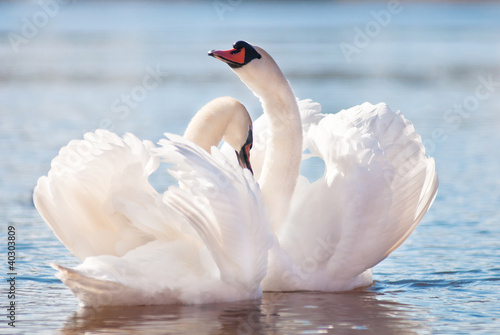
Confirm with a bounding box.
[52,263,181,307]
[52,263,131,306]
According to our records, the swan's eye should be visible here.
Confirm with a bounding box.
[230,49,242,55]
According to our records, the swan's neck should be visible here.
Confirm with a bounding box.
[258,80,302,230]
[184,114,224,153]
[184,97,250,153]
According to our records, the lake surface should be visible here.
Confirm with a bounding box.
[1,1,500,334]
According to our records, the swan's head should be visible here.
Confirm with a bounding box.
[220,98,253,174]
[184,97,253,173]
[233,124,253,175]
[209,41,285,98]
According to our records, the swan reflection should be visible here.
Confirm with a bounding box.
[61,291,429,334]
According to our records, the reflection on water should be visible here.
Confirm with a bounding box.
[61,291,428,335]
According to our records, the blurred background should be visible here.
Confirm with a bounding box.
[1,1,500,334]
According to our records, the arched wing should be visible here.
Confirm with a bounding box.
[34,130,165,260]
[155,134,272,288]
[281,102,438,287]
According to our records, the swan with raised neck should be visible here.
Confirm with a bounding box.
[184,96,253,173]
[209,41,302,229]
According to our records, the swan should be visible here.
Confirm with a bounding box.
[34,96,272,306]
[209,41,439,291]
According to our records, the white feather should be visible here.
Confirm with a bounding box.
[35,102,271,306]
[255,101,438,291]
[216,41,438,292]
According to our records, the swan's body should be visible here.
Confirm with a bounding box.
[34,97,271,306]
[35,39,439,306]
[210,41,438,291]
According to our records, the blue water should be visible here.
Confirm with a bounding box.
[1,1,500,334]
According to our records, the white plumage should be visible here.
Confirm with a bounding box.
[34,99,271,306]
[34,42,438,307]
[211,41,438,292]
[255,100,438,291]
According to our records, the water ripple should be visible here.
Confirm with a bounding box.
[18,275,61,284]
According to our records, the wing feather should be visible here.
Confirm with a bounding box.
[270,102,438,290]
[155,134,272,288]
[34,130,161,260]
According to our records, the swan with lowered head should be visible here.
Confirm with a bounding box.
[210,41,438,291]
[34,96,271,306]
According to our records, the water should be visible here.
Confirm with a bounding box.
[1,1,500,334]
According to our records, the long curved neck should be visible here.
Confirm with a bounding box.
[258,78,302,231]
[184,97,247,153]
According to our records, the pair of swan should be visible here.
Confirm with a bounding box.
[34,41,438,306]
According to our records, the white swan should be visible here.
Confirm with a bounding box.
[34,96,272,306]
[210,41,439,291]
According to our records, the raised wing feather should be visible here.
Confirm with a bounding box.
[41,131,272,306]
[33,130,160,260]
[156,134,272,288]
[292,103,436,287]
[261,102,438,291]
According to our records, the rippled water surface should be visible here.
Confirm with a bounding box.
[1,1,500,334]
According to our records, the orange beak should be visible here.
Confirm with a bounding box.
[208,48,246,68]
